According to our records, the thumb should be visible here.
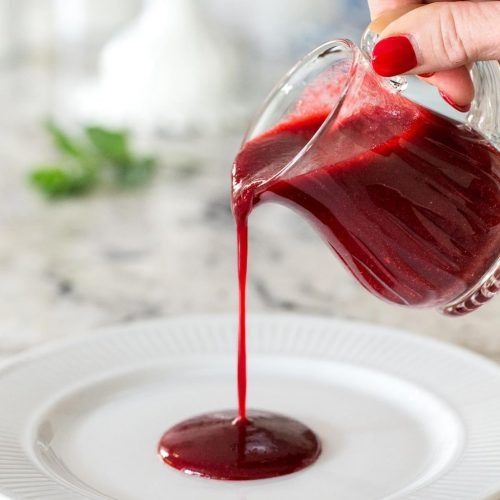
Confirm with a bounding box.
[372,1,500,76]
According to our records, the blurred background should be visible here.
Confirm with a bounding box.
[0,0,498,361]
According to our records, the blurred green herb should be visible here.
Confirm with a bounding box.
[29,121,156,199]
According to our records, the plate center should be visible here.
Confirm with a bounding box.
[31,357,463,500]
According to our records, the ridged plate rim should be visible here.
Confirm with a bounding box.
[0,314,500,500]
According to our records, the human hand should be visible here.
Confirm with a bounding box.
[367,1,500,111]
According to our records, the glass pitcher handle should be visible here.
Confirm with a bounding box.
[360,27,408,93]
[360,26,377,59]
[467,61,500,149]
[362,26,500,150]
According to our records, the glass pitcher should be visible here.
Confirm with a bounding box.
[232,38,500,316]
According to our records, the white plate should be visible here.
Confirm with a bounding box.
[1,315,500,500]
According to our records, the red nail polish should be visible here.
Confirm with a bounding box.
[371,36,418,77]
[439,90,471,112]
[418,72,435,78]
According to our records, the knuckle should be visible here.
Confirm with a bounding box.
[475,1,500,60]
[435,3,471,67]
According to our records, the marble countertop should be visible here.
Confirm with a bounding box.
[0,70,499,365]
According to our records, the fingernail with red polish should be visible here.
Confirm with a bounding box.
[418,72,435,78]
[371,36,418,77]
[439,90,471,112]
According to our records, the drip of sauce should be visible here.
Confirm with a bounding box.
[236,213,248,424]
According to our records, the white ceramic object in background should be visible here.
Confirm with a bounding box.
[77,0,236,134]
[1,315,500,499]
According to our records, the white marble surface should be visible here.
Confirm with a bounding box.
[0,69,499,364]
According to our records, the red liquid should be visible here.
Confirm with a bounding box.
[233,103,500,307]
[237,216,248,423]
[158,410,321,480]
